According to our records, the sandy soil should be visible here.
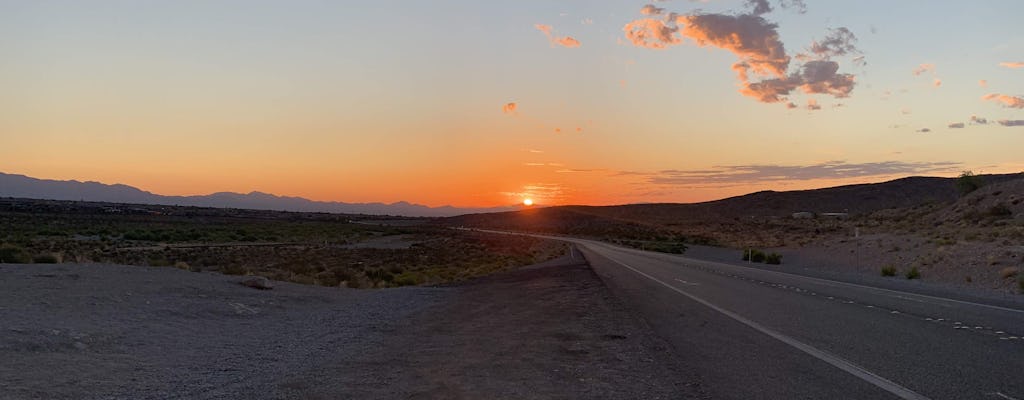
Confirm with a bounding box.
[0,253,700,399]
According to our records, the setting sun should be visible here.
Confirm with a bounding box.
[523,199,534,206]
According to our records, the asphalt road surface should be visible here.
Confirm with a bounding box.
[490,232,1024,400]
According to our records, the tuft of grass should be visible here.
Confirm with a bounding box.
[1000,267,1020,279]
[905,266,921,280]
[881,265,897,277]
[765,252,782,265]
[32,253,60,264]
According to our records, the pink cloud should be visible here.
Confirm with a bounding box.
[933,78,942,87]
[535,24,581,48]
[979,79,988,87]
[806,98,821,110]
[640,4,665,15]
[502,102,518,114]
[983,93,1024,109]
[999,62,1024,69]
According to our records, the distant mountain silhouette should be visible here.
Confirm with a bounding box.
[0,172,518,217]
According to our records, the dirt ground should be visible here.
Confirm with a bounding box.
[0,252,701,399]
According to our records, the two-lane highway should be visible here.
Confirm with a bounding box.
[496,231,1024,399]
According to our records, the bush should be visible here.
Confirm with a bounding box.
[742,249,766,262]
[0,244,31,263]
[765,253,782,265]
[956,171,982,196]
[32,253,60,264]
[989,204,1012,218]
[881,265,897,277]
[905,266,921,280]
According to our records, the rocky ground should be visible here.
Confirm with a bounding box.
[0,251,701,399]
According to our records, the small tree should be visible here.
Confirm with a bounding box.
[955,171,982,196]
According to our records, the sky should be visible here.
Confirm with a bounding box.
[2,0,1023,207]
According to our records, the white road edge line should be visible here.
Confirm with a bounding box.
[593,248,932,400]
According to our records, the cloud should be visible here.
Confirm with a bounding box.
[979,79,988,87]
[623,18,681,49]
[900,107,912,115]
[636,160,961,185]
[535,24,581,48]
[948,122,965,129]
[745,0,773,15]
[640,4,665,15]
[502,102,517,114]
[807,27,859,58]
[969,115,989,125]
[912,63,935,76]
[999,62,1024,69]
[983,93,1024,109]
[622,5,860,106]
[806,98,821,110]
[933,78,942,87]
[916,128,931,133]
[998,120,1024,127]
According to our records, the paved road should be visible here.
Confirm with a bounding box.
[497,232,1024,399]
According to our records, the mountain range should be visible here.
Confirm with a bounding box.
[0,172,518,217]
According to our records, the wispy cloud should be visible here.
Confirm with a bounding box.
[983,93,1024,108]
[947,122,965,129]
[916,128,931,133]
[634,161,960,185]
[912,63,935,76]
[998,120,1024,127]
[979,79,988,87]
[535,24,581,48]
[999,62,1024,69]
[502,102,518,115]
[970,115,989,125]
[806,98,821,110]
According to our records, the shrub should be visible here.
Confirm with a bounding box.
[905,266,921,280]
[0,244,31,263]
[956,171,982,196]
[765,253,782,265]
[1000,267,1020,279]
[988,204,1012,218]
[1019,275,1024,294]
[881,265,897,277]
[742,249,766,262]
[32,253,60,264]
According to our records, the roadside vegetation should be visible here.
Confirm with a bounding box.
[742,249,782,265]
[0,198,566,288]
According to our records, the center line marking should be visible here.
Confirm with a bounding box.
[593,248,932,400]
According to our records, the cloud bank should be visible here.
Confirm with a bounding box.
[637,161,960,185]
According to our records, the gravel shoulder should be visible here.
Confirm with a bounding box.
[1,249,699,399]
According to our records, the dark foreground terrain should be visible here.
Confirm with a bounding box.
[0,251,700,399]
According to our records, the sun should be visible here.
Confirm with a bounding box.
[523,198,534,206]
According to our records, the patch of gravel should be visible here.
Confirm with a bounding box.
[0,263,447,400]
[0,254,701,399]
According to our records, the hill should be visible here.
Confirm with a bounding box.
[443,173,1024,247]
[0,172,516,217]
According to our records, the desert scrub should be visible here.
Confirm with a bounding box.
[1000,267,1019,279]
[0,244,31,263]
[905,266,921,280]
[765,252,782,265]
[32,253,60,264]
[742,249,766,262]
[881,265,897,277]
